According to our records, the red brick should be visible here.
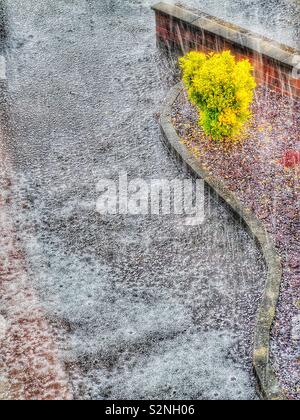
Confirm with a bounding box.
[288,76,300,90]
[156,27,170,43]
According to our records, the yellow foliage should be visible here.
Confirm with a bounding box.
[179,51,256,141]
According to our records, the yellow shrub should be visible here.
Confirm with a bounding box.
[179,51,256,141]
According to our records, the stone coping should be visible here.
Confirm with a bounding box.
[152,2,299,68]
[160,82,285,401]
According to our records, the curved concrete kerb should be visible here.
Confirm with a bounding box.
[160,83,285,401]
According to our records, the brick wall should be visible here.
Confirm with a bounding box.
[152,2,300,99]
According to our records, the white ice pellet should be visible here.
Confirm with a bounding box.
[291,316,300,341]
[0,316,7,340]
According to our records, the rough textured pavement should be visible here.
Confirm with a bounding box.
[0,0,269,400]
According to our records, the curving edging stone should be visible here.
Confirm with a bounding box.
[160,82,285,401]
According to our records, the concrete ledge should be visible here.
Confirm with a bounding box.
[152,2,200,24]
[160,82,285,400]
[152,2,300,98]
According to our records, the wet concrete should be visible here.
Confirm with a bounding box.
[0,0,270,400]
